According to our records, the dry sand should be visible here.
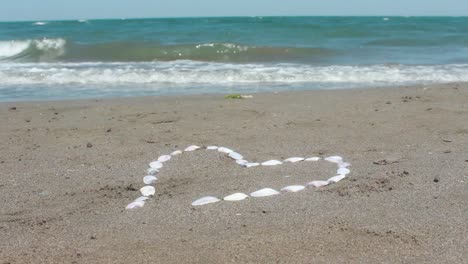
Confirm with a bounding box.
[0,83,467,263]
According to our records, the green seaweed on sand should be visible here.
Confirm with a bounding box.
[224,94,244,99]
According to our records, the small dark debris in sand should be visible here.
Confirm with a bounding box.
[433,177,440,183]
[106,128,112,132]
[90,235,96,240]
[25,120,30,122]
[152,120,176,124]
[443,150,451,154]
[401,96,412,102]
[86,143,93,148]
[442,139,453,143]
[425,108,433,111]
[9,107,17,110]
[145,140,156,144]
[126,184,137,191]
[386,101,391,104]
[373,159,398,165]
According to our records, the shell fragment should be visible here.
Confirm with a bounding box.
[149,161,163,169]
[261,160,283,166]
[143,175,158,185]
[126,196,149,209]
[147,167,159,175]
[337,168,350,175]
[284,157,305,163]
[245,162,260,168]
[327,174,346,183]
[126,201,145,209]
[281,185,305,192]
[140,186,156,196]
[191,196,220,206]
[206,146,218,150]
[228,152,243,160]
[184,145,201,152]
[338,162,351,168]
[307,180,330,187]
[325,156,343,163]
[158,155,171,162]
[171,150,182,156]
[223,193,249,201]
[218,147,233,154]
[305,157,321,161]
[236,159,249,166]
[250,188,280,197]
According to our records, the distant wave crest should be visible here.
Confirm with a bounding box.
[0,38,336,63]
[0,38,66,61]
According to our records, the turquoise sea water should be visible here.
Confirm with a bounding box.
[1,16,467,101]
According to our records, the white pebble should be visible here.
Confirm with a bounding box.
[184,145,201,152]
[325,156,343,163]
[327,174,346,183]
[305,157,321,161]
[307,180,330,187]
[171,150,182,156]
[284,157,305,163]
[149,161,163,169]
[337,168,350,175]
[158,155,171,162]
[206,146,218,150]
[218,147,233,154]
[281,185,305,192]
[224,193,249,201]
[250,188,280,197]
[228,152,243,160]
[261,160,282,166]
[147,167,159,175]
[191,196,220,206]
[140,186,156,196]
[143,175,157,185]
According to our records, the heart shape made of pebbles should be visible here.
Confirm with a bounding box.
[126,145,351,209]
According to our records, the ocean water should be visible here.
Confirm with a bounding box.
[1,16,468,101]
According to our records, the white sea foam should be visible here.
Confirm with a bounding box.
[1,61,468,86]
[2,61,468,100]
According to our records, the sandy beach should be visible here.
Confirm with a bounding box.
[0,83,467,263]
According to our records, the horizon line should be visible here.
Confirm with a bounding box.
[1,14,467,23]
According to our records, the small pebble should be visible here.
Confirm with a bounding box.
[86,143,93,148]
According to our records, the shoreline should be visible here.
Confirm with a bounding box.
[1,83,467,263]
[1,81,466,105]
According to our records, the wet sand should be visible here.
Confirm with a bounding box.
[0,83,467,263]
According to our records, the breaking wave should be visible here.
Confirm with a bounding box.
[2,61,468,87]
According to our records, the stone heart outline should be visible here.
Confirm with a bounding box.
[126,145,351,209]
